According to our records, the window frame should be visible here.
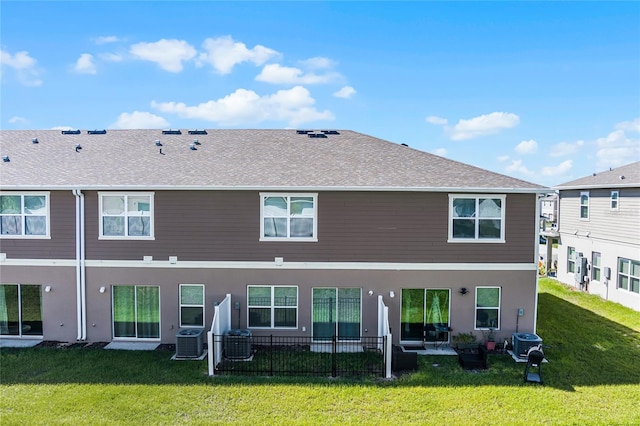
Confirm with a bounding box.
[179,284,205,328]
[567,247,576,273]
[474,286,501,330]
[312,287,362,342]
[448,194,506,243]
[259,193,318,242]
[247,285,298,329]
[591,252,601,282]
[617,258,640,294]
[579,191,590,220]
[610,190,619,211]
[0,192,51,239]
[111,285,161,341]
[98,192,155,240]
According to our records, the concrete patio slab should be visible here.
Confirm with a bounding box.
[0,339,41,348]
[105,341,159,351]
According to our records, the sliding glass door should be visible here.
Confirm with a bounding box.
[112,285,160,339]
[312,288,361,341]
[400,288,450,342]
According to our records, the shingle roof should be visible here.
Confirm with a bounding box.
[0,129,546,192]
[554,161,640,190]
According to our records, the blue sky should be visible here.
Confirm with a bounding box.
[1,1,638,187]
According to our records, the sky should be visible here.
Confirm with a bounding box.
[1,1,639,187]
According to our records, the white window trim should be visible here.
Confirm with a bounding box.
[259,193,318,242]
[579,191,590,220]
[474,286,501,331]
[111,285,161,341]
[617,258,640,294]
[610,190,619,211]
[179,284,205,328]
[567,247,576,273]
[448,194,506,243]
[247,285,298,329]
[591,252,601,282]
[99,192,155,240]
[0,192,51,239]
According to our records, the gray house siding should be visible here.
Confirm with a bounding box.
[79,190,537,264]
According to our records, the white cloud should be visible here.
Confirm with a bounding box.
[299,57,335,69]
[431,148,447,157]
[449,112,520,141]
[614,118,640,133]
[426,115,448,125]
[151,85,334,127]
[0,49,42,86]
[111,111,170,129]
[8,116,28,124]
[515,139,538,155]
[197,36,279,74]
[99,53,123,62]
[95,35,121,44]
[255,64,340,85]
[505,160,534,176]
[596,128,640,170]
[497,155,510,162]
[333,86,356,99]
[130,39,197,72]
[542,160,573,176]
[74,53,97,74]
[548,140,584,157]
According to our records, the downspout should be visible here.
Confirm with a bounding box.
[533,192,542,335]
[72,190,86,340]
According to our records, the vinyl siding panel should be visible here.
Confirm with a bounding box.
[559,188,640,245]
[84,191,537,264]
[0,190,75,259]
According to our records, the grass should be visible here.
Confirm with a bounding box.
[1,278,639,425]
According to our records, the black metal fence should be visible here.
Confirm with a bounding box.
[213,334,387,378]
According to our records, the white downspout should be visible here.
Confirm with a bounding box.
[72,190,87,340]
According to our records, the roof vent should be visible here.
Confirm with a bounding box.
[2,156,9,162]
[87,129,107,135]
[62,129,81,135]
[162,129,182,135]
[193,139,201,145]
[308,133,328,139]
[296,130,313,134]
[619,175,625,180]
[189,143,197,151]
[155,140,162,147]
[401,143,409,147]
[321,130,340,135]
[75,144,82,152]
[188,129,207,135]
[32,138,39,144]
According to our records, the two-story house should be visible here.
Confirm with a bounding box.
[1,129,546,348]
[554,161,640,311]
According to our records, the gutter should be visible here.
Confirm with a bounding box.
[72,189,86,340]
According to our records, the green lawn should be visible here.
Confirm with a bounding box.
[1,278,639,425]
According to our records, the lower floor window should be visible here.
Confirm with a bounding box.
[312,288,361,341]
[567,247,576,273]
[180,284,204,327]
[0,284,42,336]
[476,287,501,329]
[248,286,297,328]
[112,285,160,339]
[618,258,640,294]
[591,252,601,281]
[400,288,450,342]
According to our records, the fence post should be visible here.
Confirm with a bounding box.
[270,334,274,376]
[332,335,337,377]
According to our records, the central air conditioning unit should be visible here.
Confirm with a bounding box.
[512,333,542,358]
[176,328,204,358]
[224,329,252,359]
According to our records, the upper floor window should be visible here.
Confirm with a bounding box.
[610,191,619,210]
[448,194,505,242]
[99,192,154,239]
[580,191,589,219]
[0,192,50,238]
[260,193,317,241]
[618,258,640,294]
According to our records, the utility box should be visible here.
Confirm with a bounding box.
[512,333,542,358]
[224,329,252,359]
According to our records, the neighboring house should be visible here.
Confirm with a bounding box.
[554,162,640,311]
[540,193,558,224]
[0,129,546,347]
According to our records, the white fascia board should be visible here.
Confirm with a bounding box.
[554,183,639,190]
